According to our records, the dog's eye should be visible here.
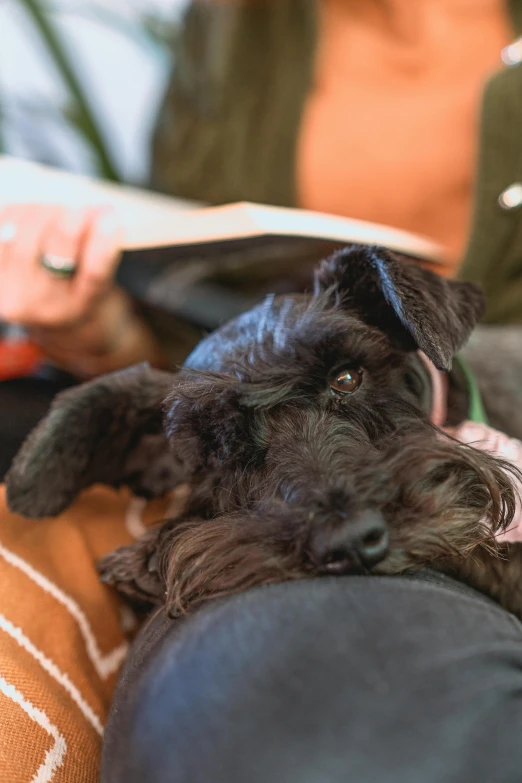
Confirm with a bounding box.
[329,368,363,395]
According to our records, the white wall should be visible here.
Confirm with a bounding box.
[0,0,190,183]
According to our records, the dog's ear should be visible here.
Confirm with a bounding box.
[6,364,180,519]
[163,373,254,478]
[314,245,485,371]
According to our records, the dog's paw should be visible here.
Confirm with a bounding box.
[98,530,164,613]
[6,364,178,518]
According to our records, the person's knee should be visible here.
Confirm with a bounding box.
[102,576,522,783]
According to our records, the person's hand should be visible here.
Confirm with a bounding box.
[0,204,164,376]
[0,204,121,328]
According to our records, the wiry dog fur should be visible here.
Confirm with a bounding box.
[6,246,522,619]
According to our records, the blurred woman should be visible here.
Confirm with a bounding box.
[0,0,521,451]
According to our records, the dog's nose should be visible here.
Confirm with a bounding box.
[309,510,388,574]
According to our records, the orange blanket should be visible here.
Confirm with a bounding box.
[0,484,177,782]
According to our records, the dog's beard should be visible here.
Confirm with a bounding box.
[142,431,519,617]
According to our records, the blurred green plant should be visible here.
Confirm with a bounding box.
[18,0,121,179]
[3,0,176,180]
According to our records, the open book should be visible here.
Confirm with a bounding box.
[0,156,444,330]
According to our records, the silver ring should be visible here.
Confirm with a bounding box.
[40,253,77,279]
[0,222,17,245]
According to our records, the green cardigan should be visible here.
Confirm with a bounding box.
[151,0,522,324]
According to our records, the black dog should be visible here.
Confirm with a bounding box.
[7,246,522,618]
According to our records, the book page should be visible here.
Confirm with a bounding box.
[0,156,199,248]
[0,156,444,264]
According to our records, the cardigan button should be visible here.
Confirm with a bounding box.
[499,184,522,210]
[501,38,522,66]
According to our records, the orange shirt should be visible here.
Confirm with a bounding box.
[297,0,511,270]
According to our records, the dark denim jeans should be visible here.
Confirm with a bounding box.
[102,572,522,783]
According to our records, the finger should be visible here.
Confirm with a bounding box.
[40,206,88,277]
[0,210,14,269]
[2,204,60,265]
[25,206,115,326]
[34,206,93,323]
[0,208,19,261]
[73,207,122,306]
[0,205,60,322]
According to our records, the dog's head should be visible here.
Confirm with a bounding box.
[7,246,517,613]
